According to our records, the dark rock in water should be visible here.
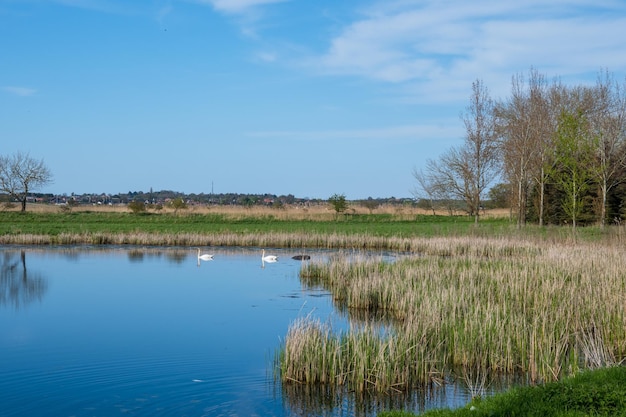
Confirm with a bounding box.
[291,254,311,260]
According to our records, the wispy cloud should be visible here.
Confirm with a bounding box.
[248,123,462,142]
[302,0,626,103]
[49,0,135,14]
[196,0,288,14]
[255,51,277,62]
[2,86,37,97]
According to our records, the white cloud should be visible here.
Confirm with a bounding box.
[248,123,463,143]
[2,86,37,97]
[199,0,287,14]
[255,51,277,62]
[303,0,626,103]
[49,0,134,14]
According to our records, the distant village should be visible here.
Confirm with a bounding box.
[16,190,416,209]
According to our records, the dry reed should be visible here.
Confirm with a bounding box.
[0,232,544,256]
[10,202,510,219]
[280,238,626,394]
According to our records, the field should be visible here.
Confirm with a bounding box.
[0,203,518,245]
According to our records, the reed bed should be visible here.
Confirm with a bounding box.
[13,202,509,220]
[279,238,626,394]
[0,231,546,255]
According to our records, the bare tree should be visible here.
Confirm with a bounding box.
[461,79,501,223]
[588,70,626,227]
[0,152,53,212]
[414,146,486,218]
[412,166,439,215]
[532,79,569,226]
[413,80,500,222]
[497,69,550,227]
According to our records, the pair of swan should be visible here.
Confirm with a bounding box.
[198,248,277,262]
[197,248,283,266]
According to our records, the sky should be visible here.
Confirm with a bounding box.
[2,0,626,200]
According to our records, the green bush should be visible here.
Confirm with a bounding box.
[379,366,626,417]
[127,200,146,214]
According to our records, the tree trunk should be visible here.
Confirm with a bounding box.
[517,174,526,229]
[600,181,607,228]
[21,198,27,212]
[539,168,545,227]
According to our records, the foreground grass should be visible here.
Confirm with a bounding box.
[380,366,626,417]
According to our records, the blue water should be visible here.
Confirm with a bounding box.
[0,246,472,416]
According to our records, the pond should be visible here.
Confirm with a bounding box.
[0,246,475,416]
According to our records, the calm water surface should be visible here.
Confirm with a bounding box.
[0,246,473,416]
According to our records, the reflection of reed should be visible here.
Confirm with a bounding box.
[0,246,335,273]
[279,376,461,417]
[0,250,48,309]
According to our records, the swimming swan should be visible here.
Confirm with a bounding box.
[261,249,278,263]
[197,248,214,261]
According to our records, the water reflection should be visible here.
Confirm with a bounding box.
[126,248,190,264]
[280,380,473,417]
[0,250,48,309]
[0,246,480,417]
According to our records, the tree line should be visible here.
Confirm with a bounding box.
[0,155,412,212]
[414,68,626,228]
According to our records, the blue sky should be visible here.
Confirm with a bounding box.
[2,0,626,200]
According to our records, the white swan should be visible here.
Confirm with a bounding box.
[197,248,214,261]
[261,249,278,263]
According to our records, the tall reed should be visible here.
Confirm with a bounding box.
[280,238,626,394]
[0,231,545,254]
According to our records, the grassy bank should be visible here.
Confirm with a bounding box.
[380,366,626,417]
[278,236,626,394]
[2,210,626,246]
[0,210,509,238]
[0,210,512,247]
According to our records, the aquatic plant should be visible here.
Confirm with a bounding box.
[280,238,626,393]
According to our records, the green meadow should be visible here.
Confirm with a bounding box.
[0,210,503,237]
[0,209,618,244]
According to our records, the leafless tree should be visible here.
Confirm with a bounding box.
[588,70,626,227]
[413,80,500,222]
[497,69,551,227]
[532,79,571,226]
[412,162,456,215]
[0,152,53,212]
[460,79,501,223]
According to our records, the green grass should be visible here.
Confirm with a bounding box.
[0,211,504,237]
[2,210,624,242]
[379,366,626,417]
